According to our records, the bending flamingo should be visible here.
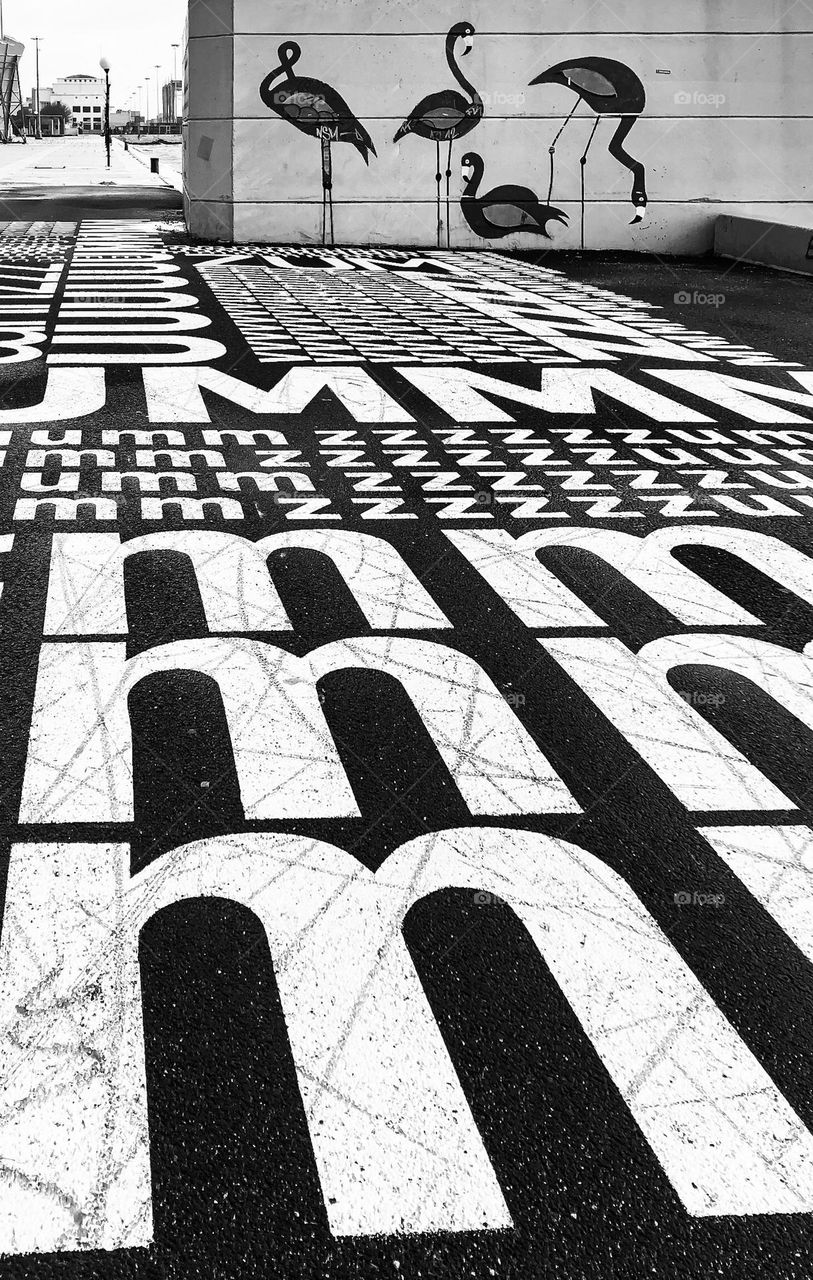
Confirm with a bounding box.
[528,57,647,244]
[260,41,376,245]
[461,153,568,240]
[394,21,483,248]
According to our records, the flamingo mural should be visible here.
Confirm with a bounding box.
[259,40,376,246]
[528,56,647,247]
[460,152,568,241]
[394,21,484,249]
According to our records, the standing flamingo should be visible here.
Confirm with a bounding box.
[460,153,568,240]
[528,57,647,246]
[259,41,376,246]
[394,21,483,248]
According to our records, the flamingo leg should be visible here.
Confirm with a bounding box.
[327,141,335,244]
[607,116,647,222]
[546,97,579,207]
[579,115,600,250]
[435,140,443,248]
[445,138,453,249]
[320,130,334,246]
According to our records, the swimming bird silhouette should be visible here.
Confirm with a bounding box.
[394,22,484,248]
[528,56,647,243]
[460,152,568,240]
[260,40,376,245]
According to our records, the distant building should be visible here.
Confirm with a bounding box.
[110,110,139,131]
[36,73,106,132]
[162,78,183,122]
[23,110,64,137]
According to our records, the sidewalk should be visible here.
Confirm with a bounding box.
[0,135,182,218]
[121,138,184,194]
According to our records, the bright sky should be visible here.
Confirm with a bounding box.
[3,0,187,111]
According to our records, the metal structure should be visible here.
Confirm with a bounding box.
[0,36,26,143]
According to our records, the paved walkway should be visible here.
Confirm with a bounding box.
[0,135,182,219]
[0,134,173,188]
[124,139,184,192]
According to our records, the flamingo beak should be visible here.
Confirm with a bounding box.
[630,205,647,225]
[461,35,473,55]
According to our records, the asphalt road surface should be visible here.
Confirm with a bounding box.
[0,191,811,1280]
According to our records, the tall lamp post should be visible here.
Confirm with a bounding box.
[144,77,150,131]
[154,64,160,125]
[32,37,42,140]
[171,43,179,122]
[99,57,111,167]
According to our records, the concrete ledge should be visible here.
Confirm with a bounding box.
[715,214,813,276]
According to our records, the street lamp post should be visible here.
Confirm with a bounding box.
[171,43,179,122]
[99,57,111,168]
[154,64,160,126]
[144,77,150,132]
[32,37,42,140]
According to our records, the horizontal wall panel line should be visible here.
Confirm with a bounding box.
[227,29,813,37]
[204,198,813,206]
[221,115,813,123]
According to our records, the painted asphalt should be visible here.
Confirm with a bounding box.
[0,194,810,1279]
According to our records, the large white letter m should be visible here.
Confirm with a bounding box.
[0,829,811,1254]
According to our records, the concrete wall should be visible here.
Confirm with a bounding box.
[184,0,813,251]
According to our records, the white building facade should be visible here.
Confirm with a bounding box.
[38,73,106,132]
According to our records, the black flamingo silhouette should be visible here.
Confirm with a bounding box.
[260,41,376,245]
[460,152,568,240]
[528,57,647,246]
[394,21,484,248]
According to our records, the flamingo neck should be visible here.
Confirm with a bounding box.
[262,62,288,92]
[446,37,479,105]
[270,46,299,87]
[462,170,481,197]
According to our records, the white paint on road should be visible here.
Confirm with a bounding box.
[43,530,451,635]
[398,366,714,422]
[3,828,813,1254]
[702,824,813,961]
[447,524,807,629]
[21,635,576,823]
[542,636,793,811]
[144,365,414,422]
